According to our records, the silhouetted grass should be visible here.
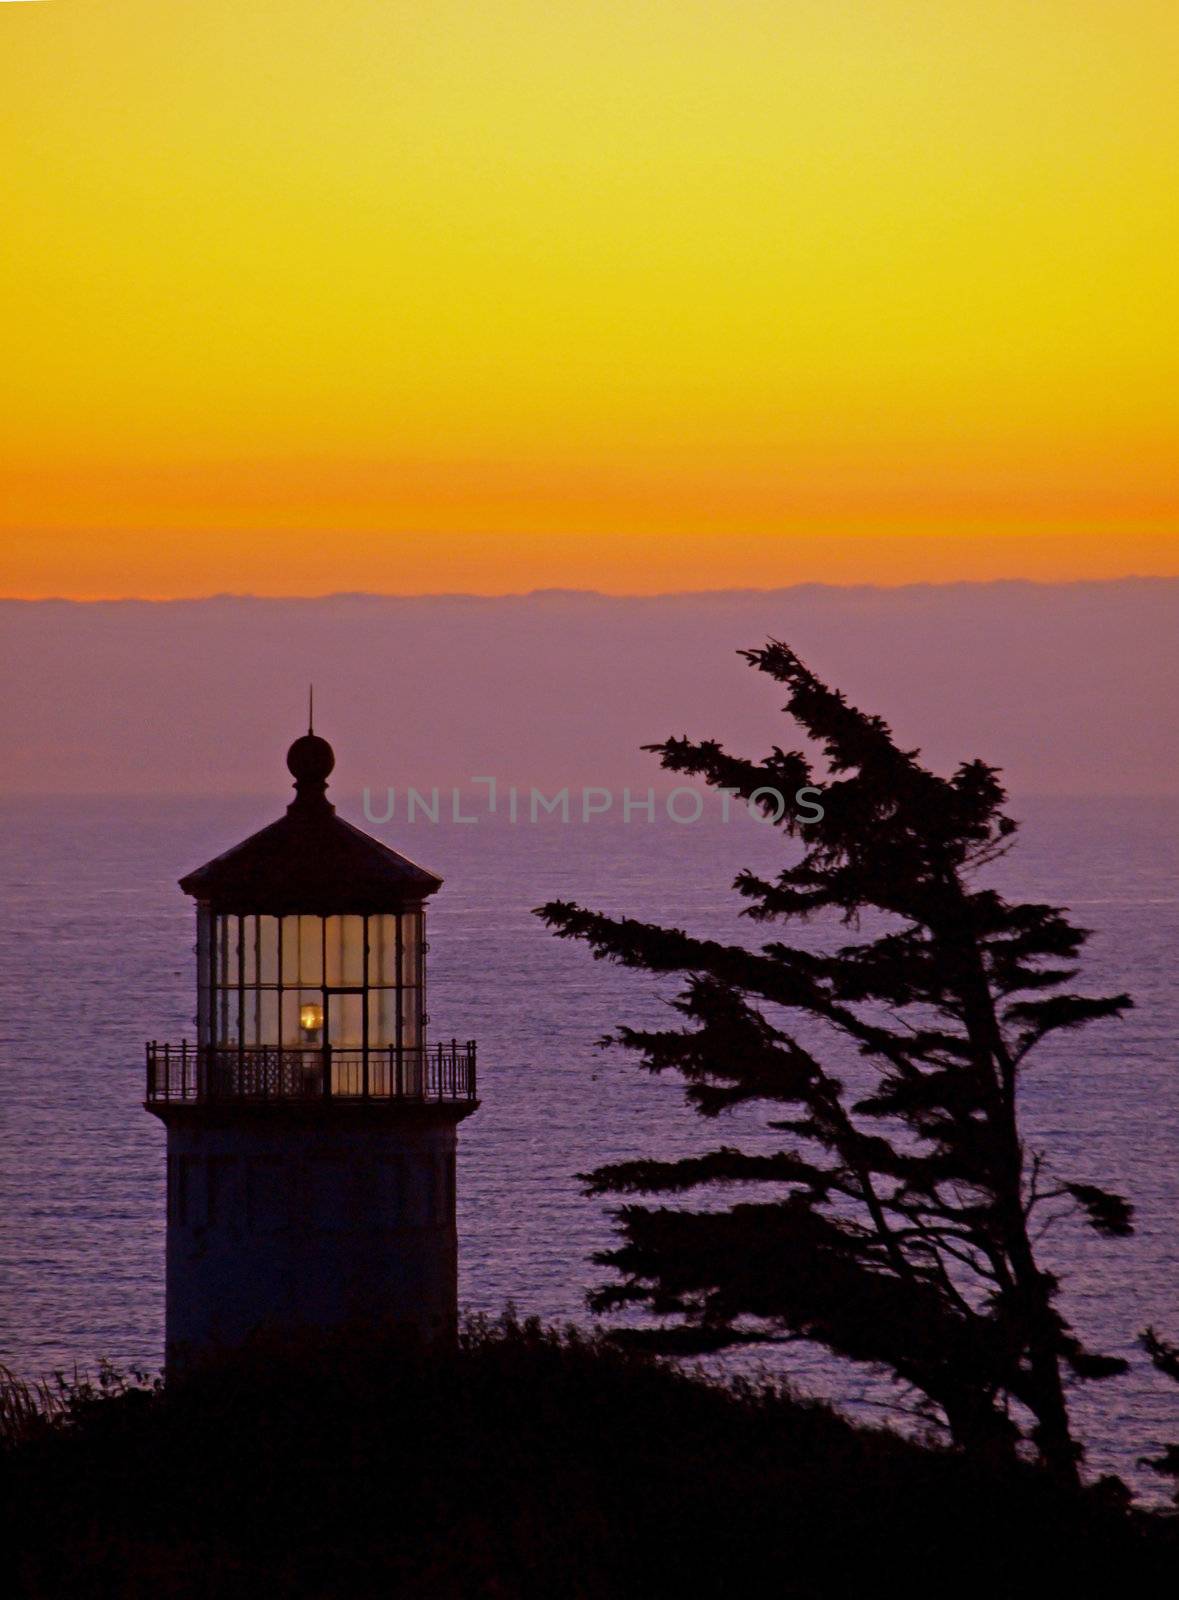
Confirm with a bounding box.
[3,1314,1174,1599]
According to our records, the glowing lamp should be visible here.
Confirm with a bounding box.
[299,1003,324,1035]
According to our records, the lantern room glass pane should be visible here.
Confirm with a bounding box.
[299,916,323,985]
[217,914,241,989]
[367,914,398,987]
[328,991,363,1049]
[257,988,279,1046]
[400,987,422,1051]
[241,915,258,985]
[216,984,240,1046]
[258,915,279,985]
[241,987,256,1045]
[346,915,365,984]
[196,907,212,1042]
[367,988,397,1048]
[325,915,365,986]
[280,990,300,1047]
[400,911,422,989]
[238,989,279,1048]
[281,916,300,985]
[279,915,324,985]
[324,916,341,987]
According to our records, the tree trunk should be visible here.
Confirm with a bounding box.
[1005,1223,1081,1488]
[939,1389,1018,1469]
[949,912,1083,1489]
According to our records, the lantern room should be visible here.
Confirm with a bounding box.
[147,728,475,1104]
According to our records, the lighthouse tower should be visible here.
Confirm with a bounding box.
[145,728,477,1370]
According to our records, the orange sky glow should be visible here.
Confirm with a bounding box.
[2,1,1177,597]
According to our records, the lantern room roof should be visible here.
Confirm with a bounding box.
[179,731,443,914]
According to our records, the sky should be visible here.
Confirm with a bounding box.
[2,1,1177,597]
[3,583,1176,794]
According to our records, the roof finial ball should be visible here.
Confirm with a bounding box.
[286,727,336,806]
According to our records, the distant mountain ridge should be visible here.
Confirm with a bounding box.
[5,574,1176,606]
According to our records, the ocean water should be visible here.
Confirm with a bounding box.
[0,793,1176,1498]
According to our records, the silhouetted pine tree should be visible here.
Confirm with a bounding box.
[538,642,1133,1485]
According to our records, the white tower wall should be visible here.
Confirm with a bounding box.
[160,1110,462,1369]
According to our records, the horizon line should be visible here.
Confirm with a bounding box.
[3,572,1178,605]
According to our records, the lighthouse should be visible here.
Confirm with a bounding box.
[145,727,478,1370]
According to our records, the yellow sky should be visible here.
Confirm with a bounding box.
[2,0,1177,596]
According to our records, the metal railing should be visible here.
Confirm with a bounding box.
[145,1040,477,1105]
